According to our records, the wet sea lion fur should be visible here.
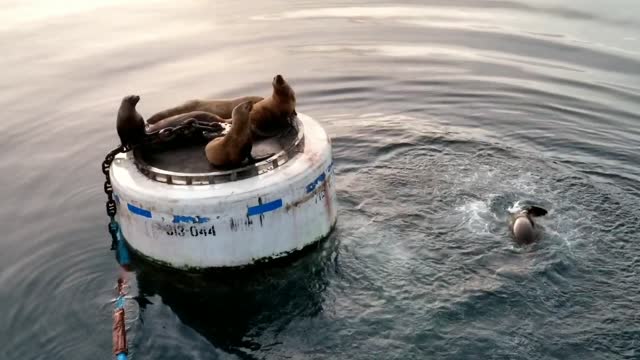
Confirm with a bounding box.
[509,205,548,244]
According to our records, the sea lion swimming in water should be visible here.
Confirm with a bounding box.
[509,205,548,244]
[145,96,264,124]
[205,101,254,168]
[249,74,297,139]
[116,95,145,148]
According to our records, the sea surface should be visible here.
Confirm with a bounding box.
[1,0,639,359]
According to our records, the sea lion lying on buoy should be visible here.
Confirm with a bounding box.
[205,101,254,168]
[116,95,145,148]
[509,205,548,244]
[146,111,226,134]
[146,96,264,124]
[249,74,297,139]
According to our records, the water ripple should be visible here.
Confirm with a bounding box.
[2,1,640,359]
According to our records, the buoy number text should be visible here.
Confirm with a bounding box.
[166,225,216,237]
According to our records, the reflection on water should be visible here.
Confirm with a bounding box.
[2,0,640,359]
[130,235,337,359]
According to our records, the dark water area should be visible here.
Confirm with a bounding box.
[2,0,640,359]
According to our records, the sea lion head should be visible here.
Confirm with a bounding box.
[271,74,296,117]
[512,214,534,244]
[232,100,254,119]
[123,95,140,106]
[271,74,296,103]
[510,205,548,244]
[273,74,286,87]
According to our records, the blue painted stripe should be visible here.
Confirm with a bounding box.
[247,199,283,216]
[173,215,210,224]
[306,172,326,193]
[326,161,335,174]
[127,203,152,218]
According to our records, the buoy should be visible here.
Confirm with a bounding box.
[110,114,337,270]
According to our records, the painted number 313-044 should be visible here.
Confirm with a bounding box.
[166,225,216,237]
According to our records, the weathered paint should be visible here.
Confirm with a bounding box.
[172,215,210,224]
[127,203,151,218]
[247,198,283,216]
[110,114,337,270]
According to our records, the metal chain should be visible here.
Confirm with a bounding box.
[103,116,225,360]
[103,144,129,250]
[102,118,226,249]
[145,119,226,143]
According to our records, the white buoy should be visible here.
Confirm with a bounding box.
[110,114,337,270]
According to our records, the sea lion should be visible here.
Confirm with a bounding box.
[509,205,548,244]
[146,111,226,134]
[205,101,254,168]
[146,96,264,124]
[116,95,146,148]
[250,74,297,139]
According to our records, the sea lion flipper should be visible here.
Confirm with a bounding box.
[525,205,548,217]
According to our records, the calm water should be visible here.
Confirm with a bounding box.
[2,0,640,359]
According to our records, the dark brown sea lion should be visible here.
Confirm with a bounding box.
[250,74,297,139]
[205,101,254,168]
[146,111,226,134]
[509,205,548,244]
[146,96,264,124]
[116,95,145,148]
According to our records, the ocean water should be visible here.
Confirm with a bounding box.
[1,0,639,359]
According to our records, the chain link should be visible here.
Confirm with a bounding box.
[144,119,226,144]
[102,118,226,249]
[103,144,127,249]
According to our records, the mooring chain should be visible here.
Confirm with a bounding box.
[100,119,227,360]
[145,119,226,143]
[102,117,226,360]
[102,118,226,249]
[102,144,129,250]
